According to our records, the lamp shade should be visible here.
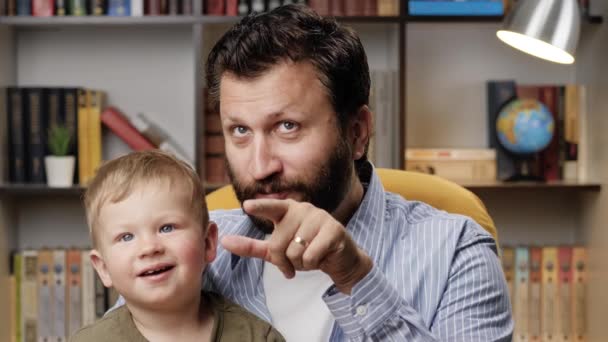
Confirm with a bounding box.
[497,0,580,64]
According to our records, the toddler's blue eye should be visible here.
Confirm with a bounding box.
[121,233,134,242]
[160,224,174,233]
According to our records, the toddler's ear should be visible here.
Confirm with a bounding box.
[204,221,219,263]
[90,249,113,288]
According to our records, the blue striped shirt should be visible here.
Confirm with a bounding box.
[205,163,513,341]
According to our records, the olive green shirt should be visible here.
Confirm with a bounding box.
[69,292,285,342]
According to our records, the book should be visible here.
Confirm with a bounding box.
[77,89,91,185]
[100,107,156,151]
[37,249,53,342]
[541,247,559,342]
[52,249,67,342]
[514,247,529,342]
[409,0,504,16]
[16,0,31,15]
[13,253,22,342]
[66,249,82,337]
[63,88,80,184]
[91,0,107,15]
[21,250,38,342]
[571,247,587,342]
[487,80,517,181]
[145,0,162,14]
[205,0,224,15]
[405,148,496,182]
[69,0,87,15]
[25,88,47,184]
[377,0,399,16]
[131,0,144,16]
[108,0,131,16]
[529,246,542,341]
[87,90,104,180]
[32,0,55,16]
[557,246,573,341]
[81,250,96,327]
[6,88,28,183]
[56,0,67,15]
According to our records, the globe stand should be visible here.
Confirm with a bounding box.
[505,157,544,182]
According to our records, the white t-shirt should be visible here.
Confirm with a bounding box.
[262,236,335,341]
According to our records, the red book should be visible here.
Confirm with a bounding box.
[538,86,560,181]
[100,107,156,151]
[32,0,54,16]
[226,0,238,16]
[206,0,225,15]
[145,0,162,15]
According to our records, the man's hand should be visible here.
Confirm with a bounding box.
[221,198,373,294]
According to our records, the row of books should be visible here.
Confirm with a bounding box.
[8,248,119,342]
[201,88,229,185]
[501,245,587,342]
[408,0,591,17]
[5,87,101,185]
[199,0,400,17]
[0,0,195,16]
[4,87,191,186]
[487,82,587,182]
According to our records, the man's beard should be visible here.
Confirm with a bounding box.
[227,136,353,234]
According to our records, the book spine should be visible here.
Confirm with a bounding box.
[25,88,47,184]
[514,247,529,342]
[63,88,79,184]
[145,0,161,14]
[87,90,103,180]
[205,0,224,15]
[181,0,191,14]
[131,0,143,15]
[77,89,90,185]
[363,0,377,16]
[7,88,28,183]
[487,81,517,181]
[21,250,38,342]
[541,247,559,342]
[66,249,82,336]
[32,0,54,16]
[51,249,66,342]
[330,0,344,16]
[529,246,542,341]
[13,254,22,342]
[500,247,515,312]
[69,0,87,15]
[539,86,560,181]
[108,0,130,15]
[100,107,156,151]
[16,0,31,15]
[56,0,67,15]
[571,247,587,342]
[167,0,178,14]
[557,246,573,341]
[36,249,53,342]
[91,0,106,15]
[81,250,96,326]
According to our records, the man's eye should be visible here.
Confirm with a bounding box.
[160,224,175,233]
[232,126,249,136]
[120,233,134,242]
[278,121,298,133]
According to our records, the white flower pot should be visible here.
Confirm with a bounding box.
[44,155,76,187]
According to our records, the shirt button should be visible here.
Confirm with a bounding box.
[356,305,367,316]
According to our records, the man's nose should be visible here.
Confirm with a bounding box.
[250,136,282,181]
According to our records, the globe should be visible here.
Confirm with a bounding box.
[496,98,554,155]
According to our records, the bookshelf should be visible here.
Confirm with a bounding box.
[1,1,607,341]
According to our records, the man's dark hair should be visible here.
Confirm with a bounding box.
[205,4,371,144]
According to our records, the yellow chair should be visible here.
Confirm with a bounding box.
[206,168,498,242]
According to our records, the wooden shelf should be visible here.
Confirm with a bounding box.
[406,15,504,23]
[0,183,224,196]
[460,180,602,191]
[0,183,85,196]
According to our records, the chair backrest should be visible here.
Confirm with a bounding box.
[206,168,498,242]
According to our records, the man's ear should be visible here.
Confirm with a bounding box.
[204,221,219,264]
[90,249,113,288]
[350,105,372,161]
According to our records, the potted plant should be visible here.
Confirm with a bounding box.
[45,124,75,187]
